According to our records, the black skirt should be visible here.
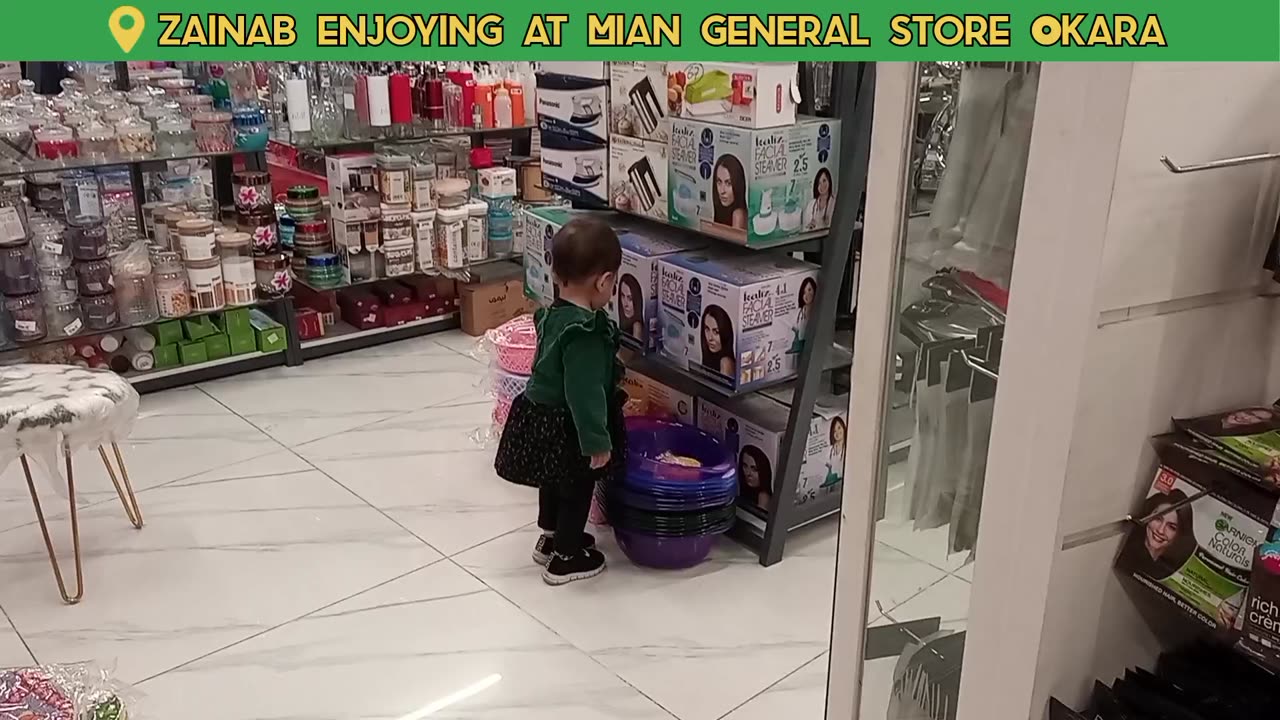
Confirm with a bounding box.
[494,391,627,488]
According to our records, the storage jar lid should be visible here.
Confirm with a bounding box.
[466,200,489,215]
[237,208,276,227]
[306,253,340,267]
[176,218,215,234]
[436,207,468,221]
[232,108,266,127]
[217,231,252,248]
[254,253,288,270]
[232,170,270,187]
[287,185,320,200]
[296,219,329,234]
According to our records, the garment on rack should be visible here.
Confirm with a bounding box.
[950,394,993,553]
[938,66,1040,287]
[913,353,968,530]
[913,67,1009,264]
[900,360,937,522]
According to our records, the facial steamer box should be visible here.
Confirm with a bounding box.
[657,248,818,392]
[521,206,641,306]
[668,116,841,247]
[696,392,848,517]
[667,62,798,129]
[621,367,695,424]
[609,61,670,142]
[609,135,668,224]
[609,228,706,354]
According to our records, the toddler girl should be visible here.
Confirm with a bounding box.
[494,217,626,585]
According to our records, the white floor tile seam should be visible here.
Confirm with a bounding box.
[871,573,958,626]
[712,647,828,720]
[131,554,455,686]
[439,555,686,720]
[0,605,34,666]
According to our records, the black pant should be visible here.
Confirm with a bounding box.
[537,477,595,556]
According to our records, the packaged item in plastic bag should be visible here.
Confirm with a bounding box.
[0,662,136,720]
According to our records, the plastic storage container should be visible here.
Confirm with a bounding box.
[217,232,256,306]
[232,170,272,213]
[254,253,291,298]
[153,250,190,318]
[233,108,269,151]
[185,256,225,311]
[155,115,197,155]
[192,111,233,152]
[5,293,46,341]
[0,240,38,295]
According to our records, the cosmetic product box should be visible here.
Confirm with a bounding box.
[295,307,325,340]
[520,206,641,306]
[656,247,819,392]
[540,132,609,208]
[609,135,668,224]
[619,365,695,424]
[325,153,380,218]
[608,228,707,354]
[666,62,799,129]
[536,72,609,145]
[248,309,288,353]
[669,115,840,247]
[337,289,384,330]
[609,61,669,142]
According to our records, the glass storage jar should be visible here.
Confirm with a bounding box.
[237,209,278,253]
[192,111,233,153]
[217,231,256,306]
[293,219,332,257]
[176,217,216,262]
[76,257,114,296]
[305,253,344,289]
[5,292,46,341]
[0,116,34,168]
[153,251,190,318]
[39,261,76,294]
[185,256,226,312]
[155,114,197,155]
[254,253,291,298]
[31,222,71,267]
[113,271,159,325]
[0,239,38,295]
[81,289,119,330]
[176,93,213,118]
[157,77,195,97]
[284,185,323,222]
[45,289,83,337]
[34,123,78,161]
[232,170,272,213]
[233,108,269,151]
[67,218,110,260]
[115,114,156,157]
[75,117,116,160]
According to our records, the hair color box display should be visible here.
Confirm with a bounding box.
[540,133,609,208]
[621,367,695,424]
[666,62,799,129]
[696,392,848,517]
[1114,434,1276,631]
[669,116,840,246]
[656,248,819,392]
[609,135,669,224]
[609,61,670,142]
[610,229,706,353]
[520,206,639,307]
[536,72,608,145]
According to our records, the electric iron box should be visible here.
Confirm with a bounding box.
[609,227,707,354]
[667,62,798,129]
[540,61,607,80]
[520,206,639,306]
[668,116,840,247]
[696,391,847,517]
[540,133,609,209]
[609,61,670,142]
[656,247,818,392]
[609,135,669,224]
[536,72,608,145]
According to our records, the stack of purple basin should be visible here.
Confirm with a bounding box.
[603,417,738,569]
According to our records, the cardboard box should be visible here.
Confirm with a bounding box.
[620,367,695,424]
[697,393,847,516]
[295,308,325,340]
[248,309,288,353]
[202,333,231,361]
[219,308,252,333]
[609,135,668,224]
[337,289,383,330]
[521,207,641,306]
[227,326,257,355]
[460,273,535,336]
[540,134,608,207]
[149,321,183,347]
[178,341,208,365]
[540,62,607,80]
[384,301,429,327]
[667,62,798,129]
[325,152,379,217]
[669,116,841,246]
[152,343,180,368]
[182,315,218,341]
[536,72,609,145]
[609,61,670,142]
[608,228,707,354]
[657,248,819,392]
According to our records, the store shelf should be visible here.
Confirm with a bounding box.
[293,254,522,292]
[128,349,286,394]
[0,147,259,178]
[624,342,853,404]
[277,124,537,152]
[300,311,459,360]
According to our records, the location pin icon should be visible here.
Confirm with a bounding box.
[109,6,145,53]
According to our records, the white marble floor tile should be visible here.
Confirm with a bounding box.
[137,561,673,720]
[873,519,972,574]
[456,527,839,720]
[858,657,901,720]
[0,387,280,534]
[0,615,33,667]
[953,560,974,582]
[293,402,527,556]
[872,576,971,634]
[721,652,828,720]
[431,329,491,359]
[199,337,488,447]
[0,468,439,683]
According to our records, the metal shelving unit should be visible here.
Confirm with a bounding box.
[299,312,459,360]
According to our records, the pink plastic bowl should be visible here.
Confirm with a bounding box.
[487,315,537,375]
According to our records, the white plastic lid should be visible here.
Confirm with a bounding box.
[436,207,468,221]
[466,200,489,216]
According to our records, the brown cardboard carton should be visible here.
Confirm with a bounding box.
[460,277,534,336]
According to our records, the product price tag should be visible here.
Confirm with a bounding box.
[41,241,63,255]
[0,206,25,242]
[78,186,101,217]
[14,320,36,333]
[63,318,82,336]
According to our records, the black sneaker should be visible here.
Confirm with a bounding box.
[542,548,606,585]
[532,532,597,566]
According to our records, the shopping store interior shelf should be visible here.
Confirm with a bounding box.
[127,348,286,394]
[299,312,459,360]
[284,123,538,151]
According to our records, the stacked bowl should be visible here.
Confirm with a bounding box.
[485,315,537,427]
[603,417,737,569]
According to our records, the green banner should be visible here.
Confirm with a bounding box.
[3,0,1278,60]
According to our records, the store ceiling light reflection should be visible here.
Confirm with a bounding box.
[394,673,502,720]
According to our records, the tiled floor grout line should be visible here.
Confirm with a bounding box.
[0,604,36,666]
[132,555,451,686]
[443,555,685,720]
[713,647,828,720]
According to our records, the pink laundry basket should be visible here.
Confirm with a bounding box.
[486,315,537,375]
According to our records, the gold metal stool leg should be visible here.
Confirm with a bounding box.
[99,443,142,529]
[21,452,83,605]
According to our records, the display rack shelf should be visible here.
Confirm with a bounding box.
[127,349,286,394]
[299,312,459,360]
[623,342,852,404]
[0,147,262,179]
[292,253,522,292]
[278,124,537,152]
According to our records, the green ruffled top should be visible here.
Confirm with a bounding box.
[523,299,625,455]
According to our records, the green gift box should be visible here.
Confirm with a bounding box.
[227,326,257,356]
[183,315,218,341]
[149,321,183,347]
[178,341,209,365]
[152,344,180,369]
[219,307,253,334]
[203,333,231,361]
[248,309,287,354]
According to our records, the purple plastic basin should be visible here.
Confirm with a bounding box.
[624,417,735,488]
[613,526,718,569]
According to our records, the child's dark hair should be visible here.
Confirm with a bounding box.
[551,217,622,285]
